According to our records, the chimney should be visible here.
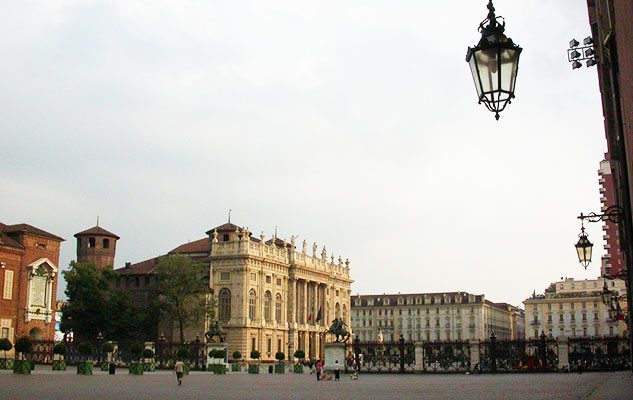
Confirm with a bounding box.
[125,262,131,269]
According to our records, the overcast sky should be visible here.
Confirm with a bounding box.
[1,1,607,307]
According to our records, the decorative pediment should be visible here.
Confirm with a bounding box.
[27,258,58,277]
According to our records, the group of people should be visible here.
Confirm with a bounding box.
[310,359,341,381]
[174,358,349,386]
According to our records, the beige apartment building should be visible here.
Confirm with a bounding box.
[351,292,524,342]
[523,277,627,339]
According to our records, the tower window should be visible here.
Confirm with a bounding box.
[103,239,110,249]
[88,237,96,248]
[223,234,230,242]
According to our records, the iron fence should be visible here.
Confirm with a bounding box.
[568,336,630,372]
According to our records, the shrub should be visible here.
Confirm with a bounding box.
[101,342,115,353]
[275,352,285,361]
[14,337,33,356]
[293,350,305,360]
[176,347,191,360]
[52,343,68,356]
[77,342,94,359]
[129,342,144,360]
[250,350,260,360]
[142,348,154,359]
[0,338,12,358]
[232,351,241,360]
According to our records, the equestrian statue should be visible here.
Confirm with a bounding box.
[205,320,226,343]
[324,318,351,343]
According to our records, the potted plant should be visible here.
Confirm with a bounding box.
[128,342,144,375]
[231,351,242,372]
[248,350,260,374]
[274,352,285,374]
[13,336,33,374]
[207,349,226,374]
[176,347,191,374]
[142,348,155,372]
[77,342,94,375]
[101,342,115,371]
[52,343,67,371]
[293,350,305,373]
[0,338,13,370]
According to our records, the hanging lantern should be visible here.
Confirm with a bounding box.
[574,226,593,269]
[466,0,522,120]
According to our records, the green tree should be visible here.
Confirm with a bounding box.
[155,255,213,344]
[62,262,162,342]
[61,262,113,341]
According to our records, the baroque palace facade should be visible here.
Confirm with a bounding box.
[351,292,524,342]
[115,222,353,361]
[523,277,627,339]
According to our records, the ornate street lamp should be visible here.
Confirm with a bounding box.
[574,224,593,269]
[575,206,622,268]
[466,0,522,120]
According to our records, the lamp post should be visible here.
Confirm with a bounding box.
[96,332,103,366]
[574,206,623,268]
[466,0,522,120]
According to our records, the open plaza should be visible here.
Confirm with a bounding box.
[1,369,632,400]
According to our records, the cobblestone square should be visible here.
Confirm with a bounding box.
[1,370,632,400]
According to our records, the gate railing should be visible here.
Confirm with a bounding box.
[567,336,630,372]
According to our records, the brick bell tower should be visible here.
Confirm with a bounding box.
[74,221,119,269]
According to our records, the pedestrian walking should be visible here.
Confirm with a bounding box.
[334,360,340,381]
[174,358,185,386]
[316,359,323,381]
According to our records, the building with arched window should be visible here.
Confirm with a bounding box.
[207,222,353,361]
[0,222,64,346]
[116,221,353,362]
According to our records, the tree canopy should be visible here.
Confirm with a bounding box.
[155,254,213,344]
[61,262,162,342]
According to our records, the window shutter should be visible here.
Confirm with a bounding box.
[3,270,13,300]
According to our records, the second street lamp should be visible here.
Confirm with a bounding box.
[574,224,593,269]
[466,0,522,120]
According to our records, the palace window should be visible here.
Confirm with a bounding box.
[3,270,13,300]
[276,278,282,286]
[342,304,347,322]
[335,302,340,319]
[219,288,231,321]
[250,273,256,282]
[223,234,230,242]
[220,272,230,281]
[249,289,257,320]
[266,276,271,284]
[264,291,272,322]
[275,294,282,322]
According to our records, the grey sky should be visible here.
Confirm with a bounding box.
[1,1,606,307]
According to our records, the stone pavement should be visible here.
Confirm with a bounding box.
[1,369,631,400]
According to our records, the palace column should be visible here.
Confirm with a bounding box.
[303,280,308,325]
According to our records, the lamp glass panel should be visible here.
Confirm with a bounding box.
[500,49,518,93]
[469,55,483,97]
[474,48,499,94]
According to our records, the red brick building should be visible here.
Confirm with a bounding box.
[0,222,64,344]
[598,156,625,277]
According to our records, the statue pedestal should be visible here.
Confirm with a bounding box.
[206,343,228,367]
[324,343,346,372]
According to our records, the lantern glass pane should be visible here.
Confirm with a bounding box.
[469,55,483,98]
[475,48,500,94]
[584,243,592,263]
[500,49,518,93]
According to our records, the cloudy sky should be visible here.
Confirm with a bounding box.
[1,1,607,307]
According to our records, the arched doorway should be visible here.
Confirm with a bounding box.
[29,327,43,341]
